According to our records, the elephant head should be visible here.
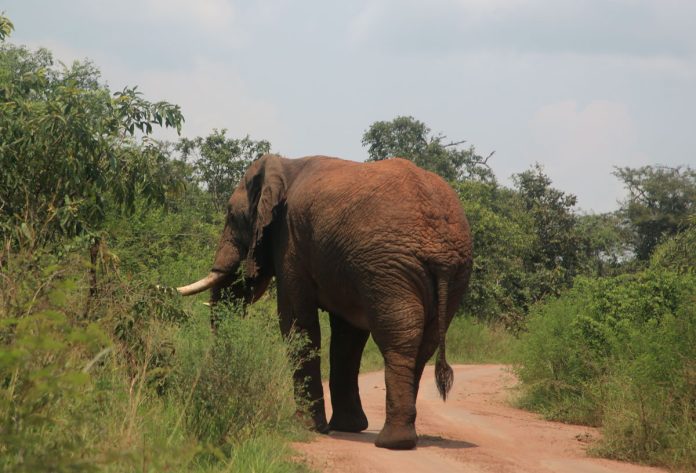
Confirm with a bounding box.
[176,154,286,304]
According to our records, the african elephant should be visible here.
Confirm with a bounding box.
[176,154,473,449]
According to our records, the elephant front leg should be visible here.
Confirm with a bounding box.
[280,310,329,434]
[328,313,370,432]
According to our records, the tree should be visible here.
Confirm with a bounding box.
[0,13,13,41]
[576,213,632,277]
[177,129,271,210]
[513,164,582,293]
[614,165,696,260]
[0,29,185,314]
[0,44,184,249]
[362,116,494,182]
[454,180,534,330]
[650,223,696,274]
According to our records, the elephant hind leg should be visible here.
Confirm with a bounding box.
[371,300,424,450]
[414,316,440,399]
[375,348,419,449]
[328,313,370,433]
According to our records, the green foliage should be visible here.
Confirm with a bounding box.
[0,251,110,472]
[362,115,495,182]
[224,435,310,473]
[576,212,632,277]
[454,180,533,328]
[515,270,696,469]
[177,129,271,210]
[650,224,696,274]
[0,13,13,40]
[456,167,588,330]
[614,165,696,260]
[0,245,311,472]
[513,164,583,290]
[595,304,696,469]
[173,299,304,449]
[445,316,518,364]
[0,43,184,248]
[104,189,220,286]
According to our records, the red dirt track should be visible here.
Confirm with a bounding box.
[294,365,665,473]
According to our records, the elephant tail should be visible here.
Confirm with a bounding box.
[435,274,453,401]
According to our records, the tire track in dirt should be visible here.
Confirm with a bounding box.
[294,365,664,473]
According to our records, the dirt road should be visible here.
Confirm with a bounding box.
[294,365,664,473]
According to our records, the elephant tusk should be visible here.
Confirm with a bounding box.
[176,272,226,296]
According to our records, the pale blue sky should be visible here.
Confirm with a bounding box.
[5,0,696,211]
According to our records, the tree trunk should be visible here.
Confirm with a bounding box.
[83,236,100,318]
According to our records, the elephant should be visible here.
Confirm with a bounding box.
[176,154,473,449]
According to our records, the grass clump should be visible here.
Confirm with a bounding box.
[446,315,517,364]
[173,299,305,450]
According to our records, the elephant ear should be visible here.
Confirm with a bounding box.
[245,154,286,277]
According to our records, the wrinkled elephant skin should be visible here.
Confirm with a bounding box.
[177,155,473,449]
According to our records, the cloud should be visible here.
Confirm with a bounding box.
[349,0,696,58]
[133,60,288,144]
[19,38,287,149]
[528,100,645,211]
[80,0,236,31]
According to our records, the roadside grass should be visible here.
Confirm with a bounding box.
[514,271,696,471]
[0,249,313,473]
[446,315,518,364]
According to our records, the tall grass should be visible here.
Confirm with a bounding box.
[446,315,517,364]
[173,299,306,450]
[0,248,311,472]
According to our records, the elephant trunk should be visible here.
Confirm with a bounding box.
[176,272,227,296]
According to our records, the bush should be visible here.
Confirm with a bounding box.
[0,252,110,472]
[0,245,312,472]
[650,225,696,274]
[515,270,696,469]
[172,298,305,449]
[596,304,696,469]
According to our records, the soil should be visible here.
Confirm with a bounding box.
[293,364,665,473]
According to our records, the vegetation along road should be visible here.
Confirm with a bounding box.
[296,365,665,473]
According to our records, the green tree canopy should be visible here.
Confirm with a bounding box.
[576,212,632,277]
[454,179,533,329]
[614,165,696,260]
[0,43,184,248]
[177,129,271,210]
[362,116,494,182]
[0,13,13,41]
[513,164,583,292]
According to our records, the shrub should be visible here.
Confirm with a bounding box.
[172,298,305,450]
[650,225,696,274]
[0,252,110,472]
[515,270,696,469]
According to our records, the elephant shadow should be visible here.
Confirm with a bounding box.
[327,430,477,450]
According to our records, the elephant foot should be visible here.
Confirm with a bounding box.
[375,422,417,450]
[295,410,330,434]
[329,409,368,433]
[313,420,330,434]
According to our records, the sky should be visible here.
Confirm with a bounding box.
[5,0,696,212]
